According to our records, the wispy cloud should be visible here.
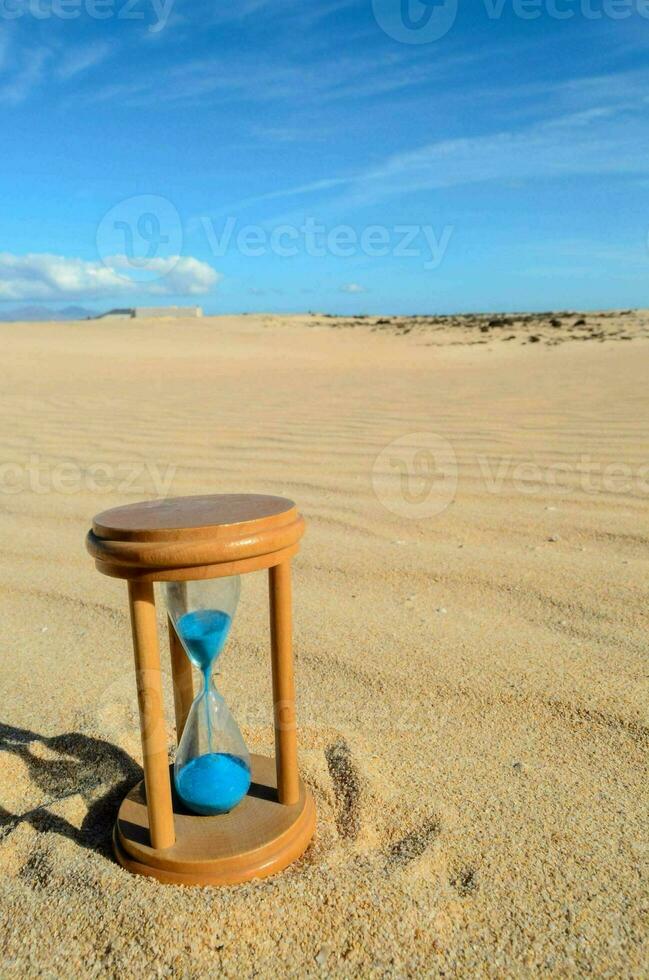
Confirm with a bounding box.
[251,124,330,144]
[174,0,356,29]
[0,32,112,102]
[80,43,466,110]
[0,47,49,106]
[341,110,647,205]
[0,253,221,301]
[56,42,112,80]
[222,72,649,215]
[522,239,649,278]
[208,0,280,24]
[0,30,9,73]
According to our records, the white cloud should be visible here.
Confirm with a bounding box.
[340,282,366,294]
[0,253,221,302]
[147,256,222,296]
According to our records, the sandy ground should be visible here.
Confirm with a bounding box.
[0,313,647,978]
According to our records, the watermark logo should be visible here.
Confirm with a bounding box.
[372,0,458,42]
[372,432,458,518]
[96,194,183,282]
[96,669,176,751]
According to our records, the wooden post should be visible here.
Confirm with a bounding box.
[168,614,193,742]
[127,580,175,850]
[268,561,300,805]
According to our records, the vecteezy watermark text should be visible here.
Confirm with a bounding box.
[0,0,175,31]
[95,195,455,277]
[201,216,454,270]
[483,0,649,19]
[478,454,649,497]
[0,456,177,495]
[373,0,649,44]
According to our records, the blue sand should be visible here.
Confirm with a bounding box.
[175,753,251,815]
[176,609,232,671]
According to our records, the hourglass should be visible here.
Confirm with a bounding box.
[166,577,250,815]
[86,494,315,886]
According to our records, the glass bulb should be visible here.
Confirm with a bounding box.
[166,577,251,815]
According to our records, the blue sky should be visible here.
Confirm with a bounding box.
[0,0,647,315]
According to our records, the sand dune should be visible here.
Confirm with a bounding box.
[0,314,647,976]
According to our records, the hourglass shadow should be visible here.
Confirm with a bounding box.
[0,722,141,858]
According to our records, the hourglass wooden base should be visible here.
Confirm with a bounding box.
[113,754,316,886]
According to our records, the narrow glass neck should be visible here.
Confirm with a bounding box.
[199,666,221,698]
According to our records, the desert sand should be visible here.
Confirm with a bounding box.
[0,311,647,977]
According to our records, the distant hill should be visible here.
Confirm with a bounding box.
[0,305,95,322]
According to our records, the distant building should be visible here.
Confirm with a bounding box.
[97,308,134,320]
[133,306,203,319]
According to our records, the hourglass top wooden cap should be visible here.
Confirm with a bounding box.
[86,493,305,581]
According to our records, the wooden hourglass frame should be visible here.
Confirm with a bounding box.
[86,494,315,886]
